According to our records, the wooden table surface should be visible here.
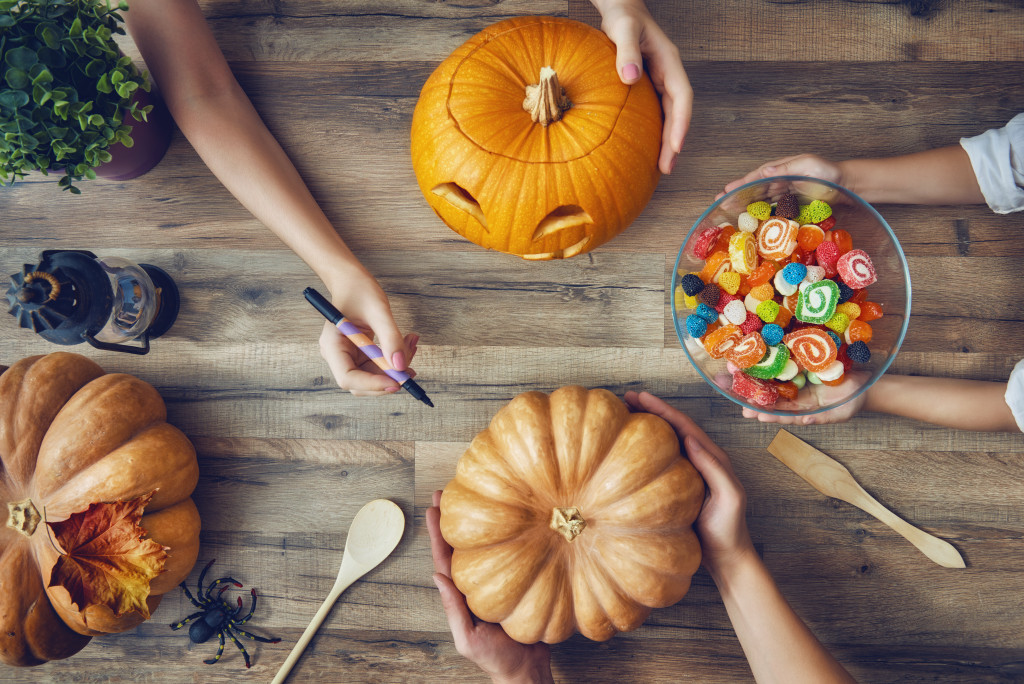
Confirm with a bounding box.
[3,1,1024,682]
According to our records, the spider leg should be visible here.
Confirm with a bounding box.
[231,625,282,644]
[203,630,226,665]
[170,610,205,630]
[205,577,242,601]
[179,582,207,609]
[196,559,217,595]
[235,588,257,624]
[225,627,252,669]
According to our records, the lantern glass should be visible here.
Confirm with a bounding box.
[91,256,160,344]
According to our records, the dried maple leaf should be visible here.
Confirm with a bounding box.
[47,492,168,619]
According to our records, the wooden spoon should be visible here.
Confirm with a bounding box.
[767,429,965,569]
[271,499,406,683]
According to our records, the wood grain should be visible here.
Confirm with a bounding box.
[3,0,1024,682]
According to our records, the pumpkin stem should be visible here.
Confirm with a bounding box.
[523,66,572,126]
[550,506,586,542]
[6,498,42,538]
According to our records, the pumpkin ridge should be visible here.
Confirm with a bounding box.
[444,19,629,164]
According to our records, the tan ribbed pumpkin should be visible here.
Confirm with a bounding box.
[411,16,662,259]
[440,386,703,643]
[0,353,200,666]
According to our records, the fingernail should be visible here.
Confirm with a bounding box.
[392,351,406,370]
[764,166,776,175]
[432,575,442,590]
[411,334,420,346]
[622,63,640,81]
[668,155,677,174]
[385,386,399,393]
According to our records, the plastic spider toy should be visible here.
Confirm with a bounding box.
[170,559,281,668]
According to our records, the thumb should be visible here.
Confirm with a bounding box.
[684,435,737,494]
[604,16,644,84]
[433,573,475,641]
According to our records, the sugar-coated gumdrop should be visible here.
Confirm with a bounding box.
[703,324,741,359]
[844,319,873,344]
[686,314,708,338]
[715,291,740,313]
[717,271,741,295]
[776,358,800,382]
[826,329,842,349]
[836,281,856,304]
[795,279,839,324]
[782,262,807,285]
[858,301,884,321]
[847,340,871,363]
[796,204,814,226]
[695,303,719,322]
[726,332,767,369]
[825,312,850,334]
[674,284,697,311]
[804,265,825,284]
[693,226,723,259]
[776,193,799,220]
[729,231,759,274]
[732,372,779,408]
[749,283,774,302]
[723,299,747,325]
[775,380,800,401]
[713,225,738,254]
[773,269,799,296]
[747,201,772,220]
[797,224,825,251]
[681,273,705,296]
[817,215,836,231]
[761,323,784,346]
[739,310,764,335]
[757,300,780,323]
[837,249,877,288]
[836,302,861,320]
[807,200,832,223]
[698,283,721,307]
[757,218,799,260]
[815,240,840,270]
[738,212,759,233]
[783,327,838,373]
[745,344,791,379]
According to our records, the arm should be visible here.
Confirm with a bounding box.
[426,491,554,684]
[862,374,1017,431]
[123,0,413,394]
[624,391,856,684]
[590,0,691,174]
[722,147,984,206]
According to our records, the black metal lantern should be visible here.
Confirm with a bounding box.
[6,250,180,355]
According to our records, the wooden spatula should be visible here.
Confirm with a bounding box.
[767,429,965,569]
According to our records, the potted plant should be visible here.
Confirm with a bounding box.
[0,0,171,193]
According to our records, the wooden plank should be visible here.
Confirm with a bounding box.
[570,0,1024,61]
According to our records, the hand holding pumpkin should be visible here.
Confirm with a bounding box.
[592,0,691,173]
[623,391,756,576]
[426,491,555,684]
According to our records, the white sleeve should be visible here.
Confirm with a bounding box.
[1006,359,1024,433]
[959,113,1024,214]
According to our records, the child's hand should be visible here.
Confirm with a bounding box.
[739,371,871,426]
[426,491,554,684]
[719,153,845,198]
[624,391,756,576]
[318,272,419,396]
[593,0,691,174]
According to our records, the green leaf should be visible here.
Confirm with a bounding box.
[118,134,133,149]
[4,67,28,90]
[110,69,124,85]
[84,167,97,180]
[84,58,105,77]
[69,16,83,36]
[96,73,112,94]
[68,185,82,195]
[0,16,15,28]
[97,149,112,162]
[0,89,29,109]
[31,68,53,86]
[5,46,38,70]
[87,113,104,126]
[32,84,53,106]
[18,132,39,149]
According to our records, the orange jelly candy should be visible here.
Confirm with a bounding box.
[713,225,738,254]
[703,324,741,359]
[699,251,731,283]
[737,274,752,296]
[828,229,853,254]
[746,261,778,288]
[849,288,869,305]
[774,306,793,328]
[749,283,774,301]
[858,301,884,321]
[725,332,767,369]
[797,225,825,251]
[822,374,846,387]
[844,319,873,344]
[775,381,800,401]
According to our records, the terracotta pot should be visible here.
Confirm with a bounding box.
[94,88,174,181]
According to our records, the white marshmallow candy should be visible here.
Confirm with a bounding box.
[803,265,826,284]
[773,269,799,296]
[744,293,762,314]
[816,360,845,382]
[776,359,800,382]
[738,212,759,233]
[723,300,747,325]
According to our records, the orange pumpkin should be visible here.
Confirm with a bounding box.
[440,386,704,643]
[0,353,201,666]
[411,16,662,260]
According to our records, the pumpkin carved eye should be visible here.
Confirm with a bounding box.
[531,205,592,241]
[431,182,487,229]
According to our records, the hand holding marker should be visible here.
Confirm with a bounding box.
[304,288,434,407]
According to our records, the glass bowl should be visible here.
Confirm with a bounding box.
[671,176,911,416]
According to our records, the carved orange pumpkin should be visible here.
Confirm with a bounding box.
[0,353,201,666]
[440,386,704,643]
[411,16,662,260]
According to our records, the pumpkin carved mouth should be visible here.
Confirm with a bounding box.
[431,182,488,230]
[532,205,593,241]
